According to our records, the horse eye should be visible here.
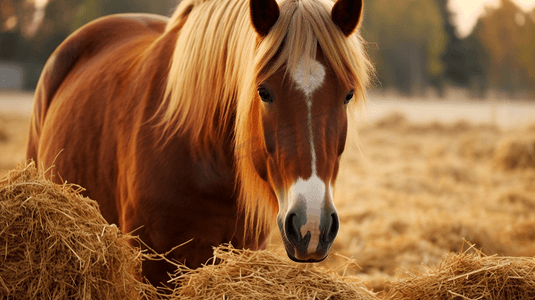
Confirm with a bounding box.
[257,88,273,104]
[344,90,354,104]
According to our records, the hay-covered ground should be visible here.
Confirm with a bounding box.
[1,93,535,295]
[0,112,29,176]
[321,112,535,292]
[0,162,160,299]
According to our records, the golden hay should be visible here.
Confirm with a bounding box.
[0,115,10,143]
[0,115,8,142]
[372,112,499,136]
[169,244,378,300]
[0,113,30,177]
[493,137,535,170]
[0,161,160,300]
[0,128,7,143]
[0,161,379,300]
[457,133,499,161]
[374,112,408,129]
[386,243,535,300]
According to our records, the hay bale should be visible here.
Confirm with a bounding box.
[420,222,504,256]
[386,244,535,300]
[0,128,7,143]
[493,137,535,170]
[374,112,408,129]
[458,133,498,161]
[0,115,9,143]
[0,161,159,300]
[169,244,378,300]
[373,113,485,136]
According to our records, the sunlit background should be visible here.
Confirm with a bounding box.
[0,0,534,96]
[1,0,535,293]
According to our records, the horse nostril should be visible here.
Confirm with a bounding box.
[326,213,339,243]
[285,213,300,246]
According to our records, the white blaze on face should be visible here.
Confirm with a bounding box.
[276,58,333,256]
[286,58,329,255]
[287,175,334,254]
[292,58,326,98]
[292,58,326,175]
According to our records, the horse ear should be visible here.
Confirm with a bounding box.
[250,0,280,37]
[331,0,363,36]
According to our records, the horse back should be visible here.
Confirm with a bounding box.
[27,13,168,160]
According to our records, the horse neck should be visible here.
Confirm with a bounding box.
[151,29,238,165]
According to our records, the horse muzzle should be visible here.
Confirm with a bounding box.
[277,201,339,262]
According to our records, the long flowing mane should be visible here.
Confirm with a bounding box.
[159,0,373,239]
[159,0,256,152]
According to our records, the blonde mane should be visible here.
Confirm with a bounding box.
[160,0,373,240]
[160,0,257,152]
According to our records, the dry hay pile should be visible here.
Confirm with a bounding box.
[0,113,30,175]
[0,124,7,143]
[493,136,535,170]
[386,244,535,300]
[0,162,159,300]
[371,112,480,135]
[0,113,11,142]
[0,161,379,300]
[170,244,378,300]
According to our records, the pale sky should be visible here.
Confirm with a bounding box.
[448,0,535,37]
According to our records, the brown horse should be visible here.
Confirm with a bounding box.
[27,0,372,286]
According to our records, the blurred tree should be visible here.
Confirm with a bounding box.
[0,0,69,88]
[525,8,535,88]
[1,0,175,90]
[436,0,467,86]
[462,31,490,97]
[69,0,172,32]
[436,0,490,97]
[1,0,17,32]
[473,0,535,95]
[362,0,447,94]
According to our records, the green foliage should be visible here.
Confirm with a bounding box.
[69,0,172,32]
[0,0,174,90]
[362,0,447,94]
[472,0,535,94]
[2,0,534,95]
[436,0,490,97]
[362,0,533,96]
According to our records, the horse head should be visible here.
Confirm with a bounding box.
[247,0,364,262]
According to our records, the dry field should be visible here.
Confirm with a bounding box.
[330,111,535,291]
[0,112,29,176]
[1,92,535,296]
